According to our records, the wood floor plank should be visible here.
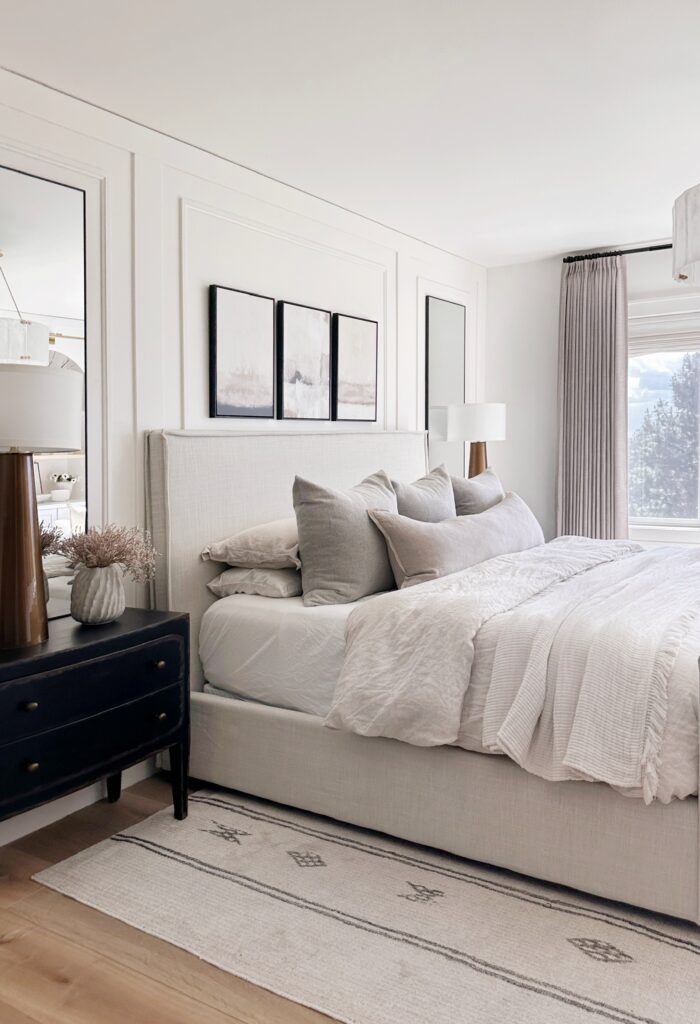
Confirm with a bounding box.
[0,997,39,1024]
[16,888,332,1024]
[2,776,336,1024]
[0,907,243,1024]
[0,846,48,910]
[12,793,163,866]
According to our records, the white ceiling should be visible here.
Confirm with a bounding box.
[0,166,84,320]
[1,0,699,266]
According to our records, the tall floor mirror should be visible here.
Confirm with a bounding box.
[425,295,466,474]
[0,165,86,618]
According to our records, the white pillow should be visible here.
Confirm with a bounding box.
[207,566,302,599]
[202,518,300,569]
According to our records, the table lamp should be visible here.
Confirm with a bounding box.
[0,362,83,649]
[447,403,506,478]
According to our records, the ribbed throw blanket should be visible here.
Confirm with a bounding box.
[326,538,700,803]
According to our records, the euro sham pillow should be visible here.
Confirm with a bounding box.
[207,566,302,599]
[201,518,300,569]
[369,491,544,589]
[391,464,456,522]
[451,467,505,516]
[293,470,398,606]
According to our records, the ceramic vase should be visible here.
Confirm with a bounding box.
[70,564,126,625]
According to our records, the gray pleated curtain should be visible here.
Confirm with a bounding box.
[556,255,628,539]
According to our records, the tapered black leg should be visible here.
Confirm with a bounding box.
[169,741,189,820]
[106,772,122,803]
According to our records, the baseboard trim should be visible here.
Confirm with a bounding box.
[0,758,155,847]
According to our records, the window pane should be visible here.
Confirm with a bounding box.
[628,351,700,519]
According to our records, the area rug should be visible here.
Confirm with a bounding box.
[35,790,700,1024]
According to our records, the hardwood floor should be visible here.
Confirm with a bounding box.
[0,777,335,1024]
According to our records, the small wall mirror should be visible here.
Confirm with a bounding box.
[425,295,466,475]
[0,165,86,619]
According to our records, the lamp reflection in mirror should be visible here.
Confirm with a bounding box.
[447,402,506,478]
[0,363,83,649]
[673,184,700,284]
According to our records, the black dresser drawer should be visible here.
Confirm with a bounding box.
[0,683,183,808]
[0,634,184,745]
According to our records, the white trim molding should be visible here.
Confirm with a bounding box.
[0,64,487,841]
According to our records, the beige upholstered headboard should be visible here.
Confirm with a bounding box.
[145,430,428,689]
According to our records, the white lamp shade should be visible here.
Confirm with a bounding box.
[0,363,83,452]
[447,402,506,442]
[673,184,700,284]
[0,318,50,364]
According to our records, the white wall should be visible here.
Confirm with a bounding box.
[627,247,685,301]
[485,257,561,538]
[0,68,486,844]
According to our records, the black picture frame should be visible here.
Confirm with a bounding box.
[209,284,276,418]
[276,301,332,421]
[331,313,378,422]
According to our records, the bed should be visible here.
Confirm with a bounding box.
[146,429,700,924]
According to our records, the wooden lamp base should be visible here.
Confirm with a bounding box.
[0,451,48,650]
[468,441,488,478]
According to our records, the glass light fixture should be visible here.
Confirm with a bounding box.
[0,251,50,364]
[673,184,700,283]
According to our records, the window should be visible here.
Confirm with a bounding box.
[628,344,700,525]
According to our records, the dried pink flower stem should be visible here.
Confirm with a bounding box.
[58,524,157,583]
[38,521,63,556]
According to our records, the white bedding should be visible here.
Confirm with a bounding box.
[327,538,700,803]
[199,539,700,803]
[199,594,357,716]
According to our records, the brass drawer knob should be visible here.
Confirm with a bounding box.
[22,700,39,712]
[25,761,40,773]
[156,711,168,722]
[154,659,167,670]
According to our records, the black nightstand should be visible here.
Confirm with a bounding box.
[0,608,190,823]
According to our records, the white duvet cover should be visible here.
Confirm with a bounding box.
[326,538,700,803]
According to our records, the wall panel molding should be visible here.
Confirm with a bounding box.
[0,63,487,840]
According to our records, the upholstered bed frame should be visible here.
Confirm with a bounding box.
[146,429,700,924]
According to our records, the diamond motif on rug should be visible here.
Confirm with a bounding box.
[399,881,445,904]
[35,790,700,1024]
[568,938,634,962]
[287,850,326,867]
[201,821,251,845]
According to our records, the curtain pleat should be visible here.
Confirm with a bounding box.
[556,255,628,539]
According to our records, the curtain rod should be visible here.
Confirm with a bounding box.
[563,243,672,264]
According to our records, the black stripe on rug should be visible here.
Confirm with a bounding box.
[188,794,700,955]
[110,832,660,1024]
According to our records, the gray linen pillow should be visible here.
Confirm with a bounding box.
[369,492,544,589]
[391,465,456,522]
[202,518,300,569]
[293,470,398,606]
[207,567,302,599]
[452,468,505,516]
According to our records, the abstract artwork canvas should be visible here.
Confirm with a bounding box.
[332,313,378,421]
[277,302,331,420]
[209,286,275,417]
